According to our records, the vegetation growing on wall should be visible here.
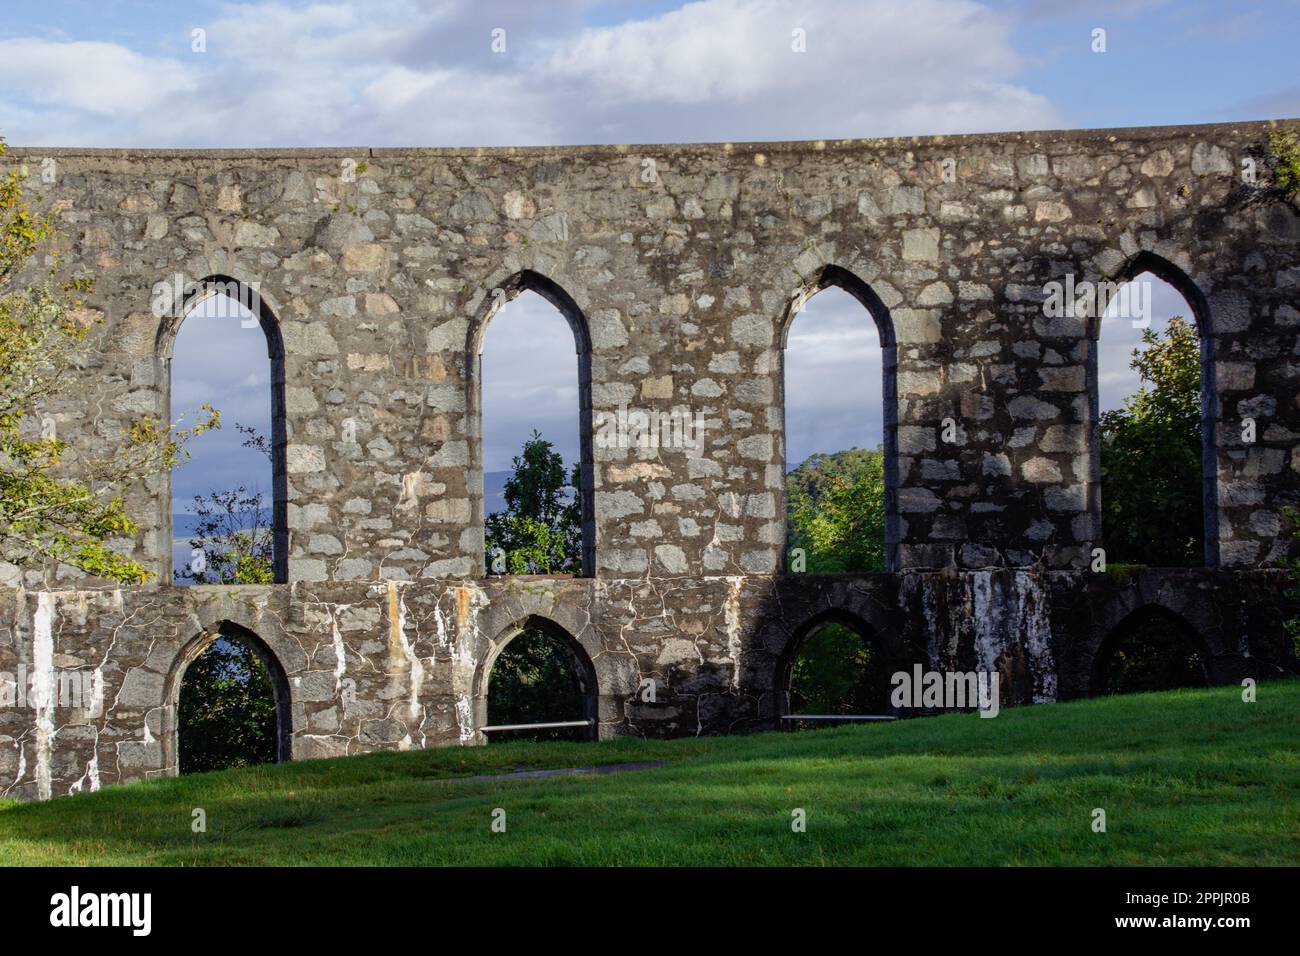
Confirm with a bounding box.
[1265,127,1300,198]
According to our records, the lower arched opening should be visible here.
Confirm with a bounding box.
[1091,605,1210,696]
[175,623,292,774]
[483,617,598,743]
[777,611,894,730]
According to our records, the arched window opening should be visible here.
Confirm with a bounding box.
[779,612,893,729]
[782,269,896,573]
[167,280,286,584]
[1092,606,1209,696]
[177,625,290,774]
[483,619,597,743]
[1096,260,1211,567]
[476,277,593,577]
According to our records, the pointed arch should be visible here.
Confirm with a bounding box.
[466,269,593,357]
[156,274,288,583]
[1088,252,1217,566]
[467,270,595,577]
[778,264,899,572]
[775,607,893,721]
[1090,603,1210,695]
[163,620,293,774]
[473,614,599,741]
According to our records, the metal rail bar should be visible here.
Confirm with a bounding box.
[480,720,595,732]
[780,714,896,721]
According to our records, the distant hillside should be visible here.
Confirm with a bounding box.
[786,447,883,509]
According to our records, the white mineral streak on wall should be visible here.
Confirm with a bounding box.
[330,604,349,693]
[388,581,423,723]
[451,585,488,743]
[9,744,27,796]
[967,571,1057,703]
[69,746,99,794]
[970,571,1000,674]
[455,695,474,743]
[724,576,744,688]
[1016,572,1057,703]
[433,602,448,649]
[32,591,55,800]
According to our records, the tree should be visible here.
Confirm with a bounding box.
[788,623,885,715]
[175,425,273,584]
[0,139,215,584]
[178,635,278,773]
[787,447,886,572]
[484,429,581,575]
[1099,317,1203,566]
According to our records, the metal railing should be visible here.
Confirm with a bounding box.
[480,719,595,733]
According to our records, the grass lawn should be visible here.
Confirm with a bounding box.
[2,682,1297,866]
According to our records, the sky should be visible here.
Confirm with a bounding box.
[1,0,1284,566]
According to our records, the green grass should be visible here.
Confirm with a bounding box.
[2,682,1298,866]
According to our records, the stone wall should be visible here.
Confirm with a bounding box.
[0,119,1297,799]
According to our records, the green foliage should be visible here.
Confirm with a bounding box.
[0,138,216,583]
[786,447,886,572]
[1266,127,1300,198]
[486,627,589,742]
[1099,317,1203,566]
[784,450,888,715]
[788,622,887,714]
[178,636,278,774]
[484,430,581,574]
[1096,613,1207,695]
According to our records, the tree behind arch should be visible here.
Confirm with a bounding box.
[1100,317,1203,566]
[179,636,277,773]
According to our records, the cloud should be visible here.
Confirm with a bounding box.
[1,0,1055,147]
[0,39,194,117]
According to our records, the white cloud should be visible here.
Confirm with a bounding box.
[0,39,195,117]
[0,0,1055,146]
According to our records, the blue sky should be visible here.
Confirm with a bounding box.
[0,1,1281,569]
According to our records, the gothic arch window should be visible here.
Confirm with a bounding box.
[478,616,598,742]
[160,276,287,584]
[168,622,292,774]
[469,272,595,578]
[1092,254,1214,567]
[780,266,898,572]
